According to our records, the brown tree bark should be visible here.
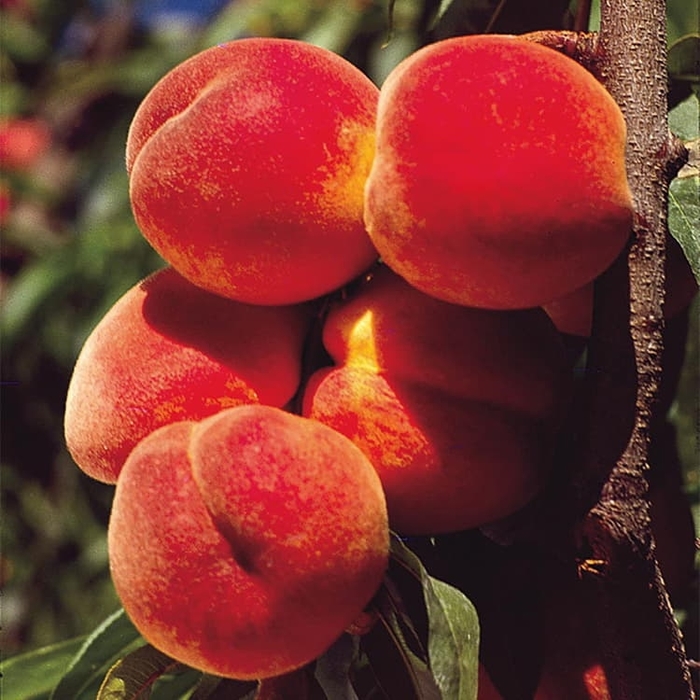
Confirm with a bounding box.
[573,0,695,697]
[415,2,696,696]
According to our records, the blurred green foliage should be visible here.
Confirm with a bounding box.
[1,0,697,666]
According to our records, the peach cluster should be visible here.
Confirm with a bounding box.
[63,32,693,689]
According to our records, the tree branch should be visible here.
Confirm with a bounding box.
[574,0,696,697]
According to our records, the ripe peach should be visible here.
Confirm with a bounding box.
[478,570,611,700]
[64,267,311,483]
[303,265,570,534]
[364,35,633,310]
[543,235,698,337]
[108,405,389,680]
[127,38,379,305]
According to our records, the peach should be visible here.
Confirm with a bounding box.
[108,405,389,679]
[127,38,379,305]
[543,235,698,337]
[478,570,611,700]
[364,35,633,310]
[64,267,311,483]
[303,265,570,534]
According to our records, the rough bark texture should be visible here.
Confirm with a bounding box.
[412,3,696,697]
[574,0,695,698]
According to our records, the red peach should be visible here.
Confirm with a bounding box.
[364,35,633,310]
[321,265,567,423]
[305,367,553,534]
[303,265,570,534]
[108,406,389,679]
[127,38,379,305]
[543,235,697,337]
[478,571,611,700]
[64,267,311,483]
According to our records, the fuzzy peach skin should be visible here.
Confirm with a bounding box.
[64,267,312,483]
[303,265,571,534]
[108,406,389,680]
[543,234,698,337]
[364,35,633,310]
[322,265,569,423]
[304,368,553,534]
[127,38,379,305]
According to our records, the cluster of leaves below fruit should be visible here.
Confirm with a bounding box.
[13,34,696,699]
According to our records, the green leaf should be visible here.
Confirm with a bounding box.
[150,666,204,699]
[669,93,700,141]
[383,0,398,47]
[0,11,50,62]
[389,537,481,700]
[187,674,226,700]
[668,94,699,283]
[424,578,480,700]
[668,176,700,284]
[96,645,182,699]
[50,608,142,700]
[315,634,361,700]
[0,249,75,350]
[358,536,480,698]
[361,592,441,700]
[1,637,87,700]
[431,0,458,28]
[301,0,365,54]
[668,34,700,84]
[668,0,699,44]
[357,535,438,698]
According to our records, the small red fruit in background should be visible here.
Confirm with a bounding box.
[0,117,51,171]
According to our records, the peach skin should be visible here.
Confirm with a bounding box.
[543,234,697,337]
[127,38,379,305]
[64,267,312,483]
[108,406,389,679]
[364,35,633,310]
[303,265,571,534]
